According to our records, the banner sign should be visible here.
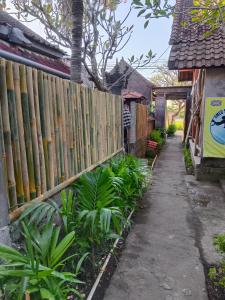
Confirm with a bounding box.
[203,97,225,158]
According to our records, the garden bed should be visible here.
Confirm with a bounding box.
[0,155,150,300]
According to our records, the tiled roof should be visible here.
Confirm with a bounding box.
[122,90,146,99]
[168,0,225,70]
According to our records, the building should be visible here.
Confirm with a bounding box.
[106,58,154,104]
[0,11,92,86]
[168,0,225,181]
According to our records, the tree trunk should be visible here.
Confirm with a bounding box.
[71,0,84,83]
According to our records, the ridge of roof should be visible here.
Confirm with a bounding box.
[0,11,65,56]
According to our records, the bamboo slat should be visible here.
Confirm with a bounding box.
[33,69,46,193]
[6,61,24,205]
[20,64,36,200]
[0,58,123,218]
[26,67,41,197]
[0,59,17,208]
[14,64,30,202]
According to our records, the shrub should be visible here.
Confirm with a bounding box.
[167,124,177,136]
[149,129,165,149]
[183,147,193,169]
[0,222,86,300]
[146,149,156,159]
[10,154,150,296]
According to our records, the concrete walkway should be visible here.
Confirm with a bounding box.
[104,136,208,300]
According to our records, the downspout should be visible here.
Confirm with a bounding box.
[0,49,70,79]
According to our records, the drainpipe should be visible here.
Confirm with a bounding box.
[0,49,70,79]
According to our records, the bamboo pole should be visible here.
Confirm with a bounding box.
[59,78,69,179]
[55,77,65,182]
[20,64,36,200]
[0,89,9,205]
[9,147,123,222]
[6,61,24,205]
[44,74,54,189]
[14,64,30,202]
[0,59,17,209]
[38,71,50,189]
[46,74,56,188]
[51,76,60,185]
[26,67,41,197]
[33,69,46,193]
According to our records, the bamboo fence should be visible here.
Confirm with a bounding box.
[0,58,123,216]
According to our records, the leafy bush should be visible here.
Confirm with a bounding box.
[0,222,86,299]
[183,147,193,173]
[4,154,150,297]
[167,124,177,136]
[149,129,165,149]
[146,149,156,159]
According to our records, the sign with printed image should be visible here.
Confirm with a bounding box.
[203,98,225,157]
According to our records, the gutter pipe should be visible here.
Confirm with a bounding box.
[0,49,70,79]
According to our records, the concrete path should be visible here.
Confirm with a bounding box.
[104,136,208,300]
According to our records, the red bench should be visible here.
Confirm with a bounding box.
[147,140,158,152]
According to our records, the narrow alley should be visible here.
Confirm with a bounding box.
[104,137,208,300]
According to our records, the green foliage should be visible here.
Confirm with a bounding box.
[146,149,156,159]
[74,167,125,248]
[7,154,150,296]
[208,234,225,288]
[133,0,174,25]
[183,147,193,170]
[0,222,85,300]
[110,155,150,210]
[149,129,165,149]
[174,120,184,130]
[214,234,225,254]
[19,200,60,227]
[166,124,177,136]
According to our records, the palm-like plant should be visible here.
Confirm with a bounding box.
[0,222,87,300]
[73,167,124,270]
[109,155,150,214]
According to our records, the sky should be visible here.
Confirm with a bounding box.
[8,1,174,80]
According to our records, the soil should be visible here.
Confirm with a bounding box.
[206,265,225,300]
[79,212,137,300]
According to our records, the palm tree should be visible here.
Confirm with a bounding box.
[71,0,84,83]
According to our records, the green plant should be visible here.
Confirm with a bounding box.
[19,199,60,227]
[146,149,156,159]
[174,120,184,130]
[208,234,225,288]
[149,129,165,149]
[19,190,76,234]
[73,167,125,271]
[109,155,150,213]
[166,124,177,136]
[183,147,193,170]
[0,222,86,299]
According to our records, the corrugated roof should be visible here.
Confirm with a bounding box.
[0,11,65,58]
[168,0,225,70]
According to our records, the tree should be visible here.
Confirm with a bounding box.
[133,0,225,36]
[8,0,154,90]
[71,0,83,83]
